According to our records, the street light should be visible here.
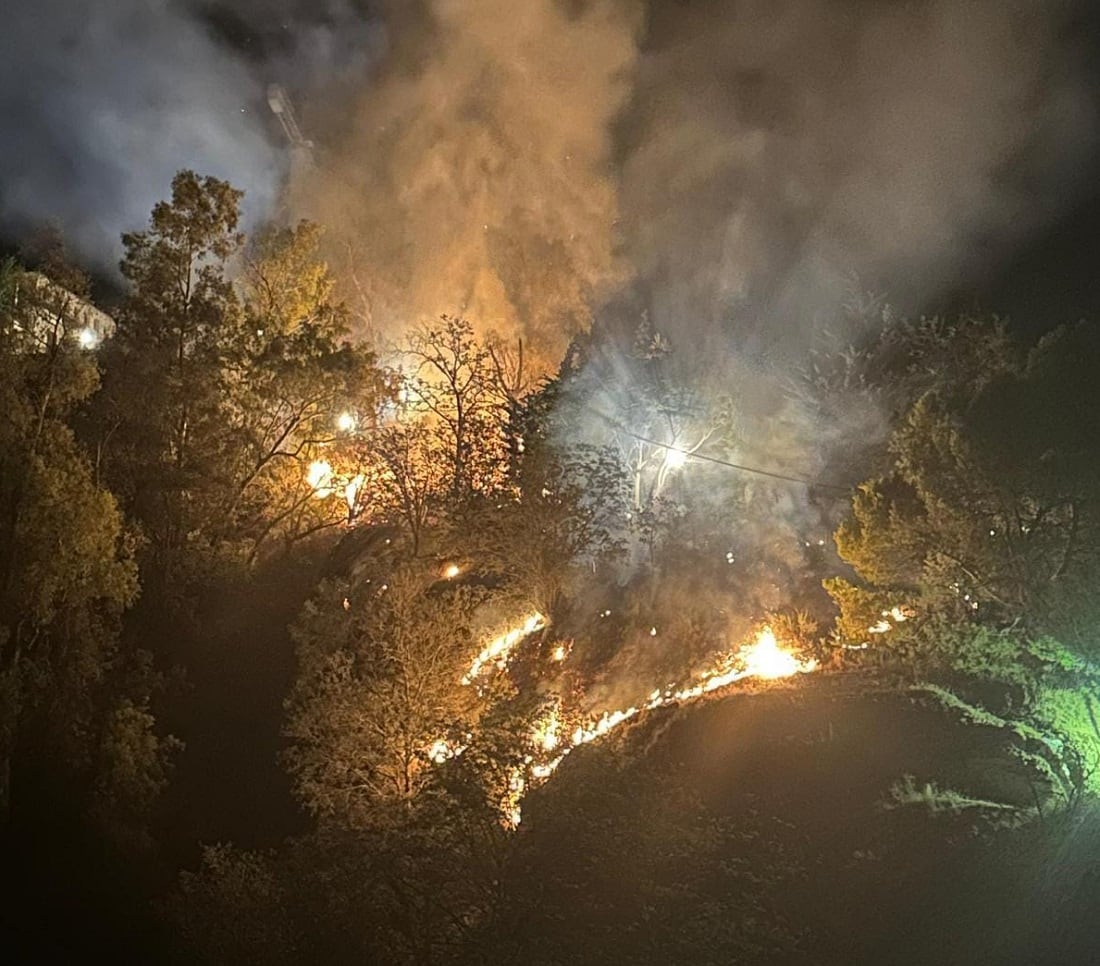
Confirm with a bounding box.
[664,446,687,469]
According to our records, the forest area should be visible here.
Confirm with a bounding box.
[2,167,1100,964]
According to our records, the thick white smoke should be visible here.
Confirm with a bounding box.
[0,1,283,269]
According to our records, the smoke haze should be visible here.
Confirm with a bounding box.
[3,0,1095,347]
[621,0,1096,357]
[3,0,1097,707]
[0,0,383,272]
[0,1,275,269]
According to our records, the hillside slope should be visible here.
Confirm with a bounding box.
[483,673,1100,965]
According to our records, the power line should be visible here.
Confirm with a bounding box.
[589,409,851,494]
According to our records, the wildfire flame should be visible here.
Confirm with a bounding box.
[426,614,816,828]
[461,612,547,685]
[509,625,817,824]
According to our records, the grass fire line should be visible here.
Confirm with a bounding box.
[433,615,818,825]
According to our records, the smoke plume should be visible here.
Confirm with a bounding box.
[619,0,1097,357]
[292,0,640,359]
[0,1,382,273]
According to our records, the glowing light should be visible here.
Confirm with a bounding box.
[664,447,687,469]
[532,705,562,753]
[306,460,334,497]
[739,627,807,679]
[868,605,913,634]
[427,738,460,764]
[551,643,567,662]
[441,563,461,580]
[336,411,356,432]
[77,327,98,349]
[462,612,547,685]
[345,474,365,512]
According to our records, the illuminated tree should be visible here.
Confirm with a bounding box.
[282,556,538,963]
[401,316,510,499]
[284,564,504,828]
[95,179,385,576]
[0,259,172,826]
[223,221,386,560]
[348,418,451,555]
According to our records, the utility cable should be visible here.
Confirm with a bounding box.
[588,408,852,494]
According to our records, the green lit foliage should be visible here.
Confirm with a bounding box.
[827,318,1100,799]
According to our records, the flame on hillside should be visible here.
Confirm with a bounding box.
[513,624,815,826]
[462,612,547,685]
[423,613,816,827]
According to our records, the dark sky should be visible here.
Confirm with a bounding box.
[2,0,1098,339]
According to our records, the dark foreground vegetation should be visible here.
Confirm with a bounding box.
[2,172,1099,963]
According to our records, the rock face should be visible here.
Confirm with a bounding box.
[504,673,1097,966]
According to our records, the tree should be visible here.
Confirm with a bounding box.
[223,221,386,560]
[171,844,299,966]
[401,316,510,500]
[95,171,247,585]
[830,322,1100,642]
[284,563,507,828]
[347,418,451,555]
[95,178,385,579]
[282,559,536,964]
[0,258,172,828]
[483,376,628,619]
[826,320,1100,800]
